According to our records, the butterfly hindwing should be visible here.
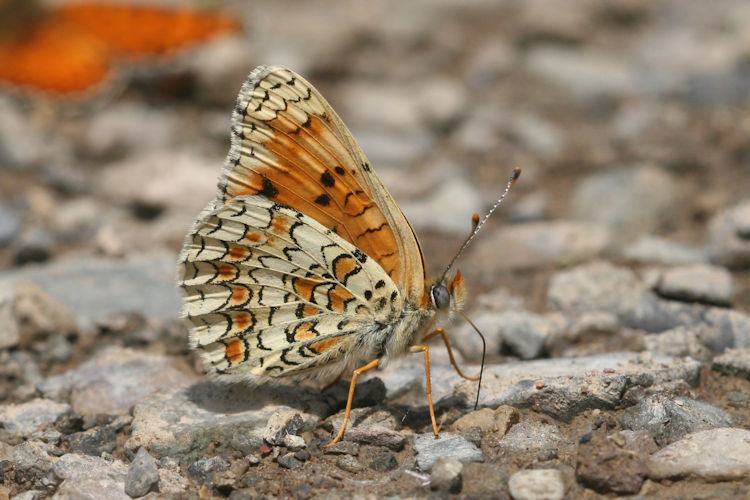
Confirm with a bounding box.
[178,195,402,378]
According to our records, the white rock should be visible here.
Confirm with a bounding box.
[508,469,565,500]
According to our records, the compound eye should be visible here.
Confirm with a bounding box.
[431,285,451,310]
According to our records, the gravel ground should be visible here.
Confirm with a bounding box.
[1,0,750,498]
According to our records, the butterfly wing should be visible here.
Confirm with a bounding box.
[178,195,402,379]
[218,66,427,305]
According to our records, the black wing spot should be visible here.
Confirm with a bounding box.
[315,194,331,206]
[302,116,312,128]
[390,290,398,303]
[362,162,371,172]
[321,172,335,187]
[375,280,385,289]
[335,166,346,175]
[364,290,373,300]
[258,177,279,198]
[353,249,368,263]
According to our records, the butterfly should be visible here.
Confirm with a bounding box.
[0,0,240,98]
[177,65,520,446]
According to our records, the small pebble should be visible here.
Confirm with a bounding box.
[323,441,359,456]
[276,453,303,470]
[336,455,364,473]
[369,449,398,472]
[430,457,463,493]
[508,469,565,500]
[282,434,306,451]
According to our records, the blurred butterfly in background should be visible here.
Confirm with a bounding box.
[0,0,241,99]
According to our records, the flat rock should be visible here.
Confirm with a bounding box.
[0,255,181,329]
[52,453,129,500]
[497,420,569,462]
[647,428,750,481]
[619,395,735,445]
[653,264,733,306]
[125,382,324,464]
[0,398,72,441]
[708,200,750,268]
[454,352,702,422]
[567,164,680,240]
[37,346,195,416]
[413,432,483,472]
[547,261,648,317]
[508,469,565,500]
[621,235,707,265]
[642,326,713,361]
[324,408,406,451]
[473,220,610,271]
[9,441,54,483]
[713,347,750,379]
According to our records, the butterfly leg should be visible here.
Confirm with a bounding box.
[323,358,380,448]
[410,344,440,438]
[421,328,480,381]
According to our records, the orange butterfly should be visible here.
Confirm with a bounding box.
[0,0,240,98]
[177,66,520,446]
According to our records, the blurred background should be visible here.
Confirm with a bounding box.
[0,0,748,349]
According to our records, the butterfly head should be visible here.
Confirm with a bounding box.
[430,269,466,314]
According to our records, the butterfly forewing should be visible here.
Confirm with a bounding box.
[218,66,426,303]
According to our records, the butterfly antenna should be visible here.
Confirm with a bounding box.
[460,311,485,410]
[440,167,521,281]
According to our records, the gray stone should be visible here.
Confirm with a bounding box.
[52,453,129,500]
[647,428,750,481]
[619,395,735,445]
[625,298,750,347]
[454,352,702,422]
[13,228,53,265]
[508,469,565,500]
[324,408,406,451]
[473,221,610,271]
[621,235,707,265]
[281,434,305,451]
[0,203,20,246]
[642,326,713,361]
[125,382,322,463]
[430,457,463,493]
[498,311,566,360]
[0,398,72,440]
[335,455,363,473]
[567,165,680,240]
[187,456,229,485]
[278,453,304,470]
[526,47,635,100]
[708,200,750,268]
[413,432,483,472]
[37,346,194,416]
[461,463,510,497]
[0,287,20,349]
[125,447,159,498]
[323,441,359,456]
[368,450,398,472]
[654,264,733,306]
[497,420,568,462]
[547,261,648,317]
[713,347,750,379]
[263,410,304,446]
[63,425,117,456]
[399,177,482,235]
[10,441,54,483]
[0,255,181,329]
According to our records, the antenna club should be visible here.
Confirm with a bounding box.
[510,167,521,185]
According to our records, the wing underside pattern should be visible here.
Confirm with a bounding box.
[178,195,401,378]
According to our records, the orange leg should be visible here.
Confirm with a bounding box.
[422,328,480,381]
[323,358,380,448]
[410,344,440,437]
